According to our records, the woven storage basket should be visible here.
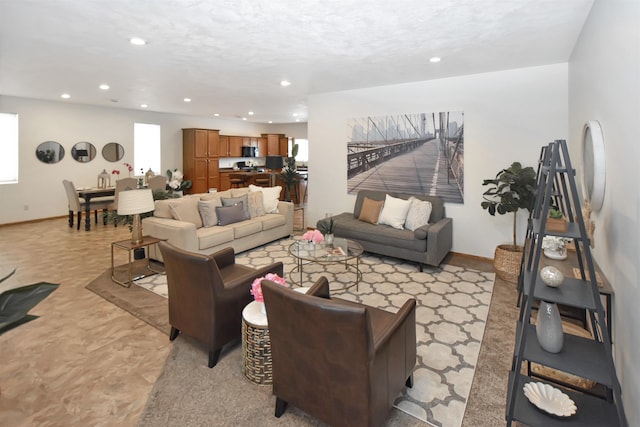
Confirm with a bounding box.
[493,244,523,283]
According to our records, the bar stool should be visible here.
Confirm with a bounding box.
[254,173,271,187]
[229,173,247,188]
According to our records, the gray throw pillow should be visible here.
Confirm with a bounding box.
[216,203,246,226]
[198,198,222,227]
[221,195,250,220]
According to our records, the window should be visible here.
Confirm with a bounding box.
[0,113,19,184]
[289,138,309,163]
[134,123,161,175]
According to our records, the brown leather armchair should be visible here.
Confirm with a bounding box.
[262,277,417,427]
[159,241,283,368]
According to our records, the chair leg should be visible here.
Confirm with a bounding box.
[275,397,288,417]
[208,348,222,368]
[94,210,98,224]
[68,210,74,228]
[169,327,180,341]
[76,212,82,230]
[406,374,414,388]
[102,209,108,225]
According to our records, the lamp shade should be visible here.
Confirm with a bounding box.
[117,189,155,215]
[265,155,284,170]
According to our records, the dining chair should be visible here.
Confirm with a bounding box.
[147,175,167,192]
[229,173,247,188]
[254,173,271,187]
[62,180,113,230]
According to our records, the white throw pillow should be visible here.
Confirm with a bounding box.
[377,194,411,230]
[404,197,433,231]
[248,184,282,213]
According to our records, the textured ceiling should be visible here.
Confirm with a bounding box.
[0,0,593,123]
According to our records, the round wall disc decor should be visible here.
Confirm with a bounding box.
[581,120,605,212]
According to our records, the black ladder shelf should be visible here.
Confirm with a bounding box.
[506,139,626,426]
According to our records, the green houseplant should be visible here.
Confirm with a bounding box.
[280,143,299,202]
[481,161,537,282]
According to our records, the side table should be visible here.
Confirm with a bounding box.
[241,287,310,385]
[111,236,165,287]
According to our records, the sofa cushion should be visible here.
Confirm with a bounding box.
[216,203,246,226]
[333,213,427,252]
[249,185,281,213]
[153,199,174,219]
[247,191,266,218]
[196,226,234,250]
[261,213,286,231]
[221,195,250,220]
[198,198,223,228]
[358,197,384,224]
[200,190,232,201]
[231,218,263,238]
[230,188,250,197]
[377,194,411,229]
[404,197,433,231]
[169,197,203,228]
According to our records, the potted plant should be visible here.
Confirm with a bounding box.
[481,162,537,283]
[546,207,567,232]
[280,143,299,202]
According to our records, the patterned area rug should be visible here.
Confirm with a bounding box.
[135,238,494,427]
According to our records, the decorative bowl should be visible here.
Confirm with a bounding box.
[540,266,564,287]
[523,381,577,417]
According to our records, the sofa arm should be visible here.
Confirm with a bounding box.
[142,216,199,253]
[425,217,453,266]
[277,201,294,235]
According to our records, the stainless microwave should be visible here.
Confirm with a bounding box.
[242,146,257,157]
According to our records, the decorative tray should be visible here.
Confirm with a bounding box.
[523,381,577,417]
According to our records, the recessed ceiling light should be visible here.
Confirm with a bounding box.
[292,113,298,117]
[242,117,247,121]
[280,80,291,87]
[429,57,441,63]
[213,113,220,117]
[61,93,70,99]
[268,120,273,124]
[248,111,254,115]
[130,37,147,46]
[296,119,300,122]
[140,104,148,108]
[184,98,191,102]
[99,84,110,90]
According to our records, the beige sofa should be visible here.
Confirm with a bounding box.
[143,186,293,262]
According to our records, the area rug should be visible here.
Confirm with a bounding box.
[135,238,494,427]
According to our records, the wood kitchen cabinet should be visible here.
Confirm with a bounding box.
[183,128,220,193]
[257,137,267,157]
[218,135,243,157]
[262,133,287,156]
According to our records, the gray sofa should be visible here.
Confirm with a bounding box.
[316,190,452,270]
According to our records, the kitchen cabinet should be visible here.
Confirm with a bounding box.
[262,133,287,156]
[183,128,219,194]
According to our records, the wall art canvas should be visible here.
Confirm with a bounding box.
[347,112,464,203]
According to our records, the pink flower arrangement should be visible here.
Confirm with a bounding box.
[111,169,120,175]
[302,229,324,243]
[250,273,286,302]
[123,162,133,177]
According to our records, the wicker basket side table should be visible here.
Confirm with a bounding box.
[241,301,272,385]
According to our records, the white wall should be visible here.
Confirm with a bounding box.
[569,0,640,424]
[307,64,569,258]
[0,96,305,224]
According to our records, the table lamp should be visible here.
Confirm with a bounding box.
[117,189,155,244]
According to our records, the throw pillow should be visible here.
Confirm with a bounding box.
[198,198,223,228]
[216,203,246,226]
[404,197,433,231]
[221,195,250,220]
[169,197,203,228]
[248,184,282,213]
[358,197,384,224]
[247,191,266,218]
[377,194,411,229]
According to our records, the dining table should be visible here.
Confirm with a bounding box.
[77,187,115,231]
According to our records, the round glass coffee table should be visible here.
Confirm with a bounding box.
[288,237,364,290]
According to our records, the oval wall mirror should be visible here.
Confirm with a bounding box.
[102,142,125,162]
[581,121,606,212]
[35,141,65,164]
[71,141,97,163]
